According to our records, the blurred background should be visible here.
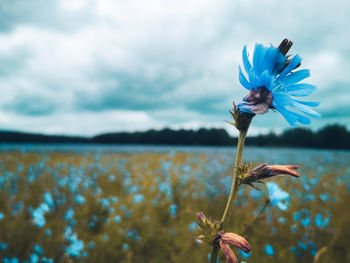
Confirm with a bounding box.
[0,0,349,262]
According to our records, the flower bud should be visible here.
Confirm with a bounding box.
[241,163,300,186]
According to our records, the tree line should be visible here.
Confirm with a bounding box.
[0,124,349,149]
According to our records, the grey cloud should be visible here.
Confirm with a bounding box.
[3,94,58,116]
[0,47,31,77]
[0,0,96,33]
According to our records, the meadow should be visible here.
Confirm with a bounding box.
[0,145,349,263]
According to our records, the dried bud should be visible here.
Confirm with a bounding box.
[215,231,252,263]
[221,232,252,253]
[219,240,238,263]
[241,163,300,186]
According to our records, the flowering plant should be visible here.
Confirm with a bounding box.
[196,39,319,262]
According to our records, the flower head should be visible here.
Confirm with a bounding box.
[237,39,320,126]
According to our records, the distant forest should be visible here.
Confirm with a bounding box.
[0,124,349,150]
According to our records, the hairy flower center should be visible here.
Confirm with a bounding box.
[244,87,273,107]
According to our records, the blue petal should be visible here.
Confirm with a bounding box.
[253,44,265,75]
[273,105,298,126]
[277,55,302,80]
[237,103,254,114]
[293,100,320,107]
[282,69,310,85]
[274,52,287,73]
[263,46,278,74]
[239,66,252,90]
[242,46,252,74]
[291,100,321,117]
[257,70,273,91]
[283,83,316,97]
[272,92,292,106]
[273,103,311,126]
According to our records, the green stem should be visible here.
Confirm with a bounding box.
[210,246,219,263]
[209,126,249,263]
[220,127,248,225]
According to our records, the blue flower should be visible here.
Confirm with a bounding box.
[169,204,178,216]
[264,244,275,256]
[266,182,290,210]
[113,215,121,223]
[188,222,198,232]
[74,194,86,204]
[64,208,75,221]
[238,39,320,126]
[133,194,144,204]
[43,192,54,209]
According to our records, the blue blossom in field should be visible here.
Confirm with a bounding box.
[102,235,108,241]
[265,182,290,210]
[34,244,43,255]
[291,225,297,233]
[239,249,252,258]
[64,208,75,221]
[315,214,331,228]
[44,229,52,237]
[133,194,144,204]
[12,201,24,216]
[319,193,329,202]
[0,212,4,220]
[0,242,8,250]
[31,203,50,227]
[3,257,19,263]
[94,187,103,195]
[126,230,141,241]
[99,198,110,207]
[74,194,86,204]
[108,174,116,182]
[64,226,84,257]
[298,241,308,251]
[87,241,95,249]
[113,215,121,223]
[29,253,39,263]
[42,258,53,263]
[58,176,68,187]
[82,251,88,258]
[109,196,119,203]
[278,217,287,224]
[122,243,129,251]
[301,216,311,227]
[43,192,54,209]
[66,239,84,257]
[291,246,302,257]
[237,39,320,126]
[265,244,275,256]
[169,204,178,216]
[188,221,198,232]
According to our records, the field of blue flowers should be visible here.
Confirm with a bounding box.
[0,145,349,263]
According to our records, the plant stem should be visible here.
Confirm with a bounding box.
[209,126,249,263]
[210,246,219,263]
[220,127,249,225]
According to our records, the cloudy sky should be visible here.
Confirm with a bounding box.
[0,0,349,136]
